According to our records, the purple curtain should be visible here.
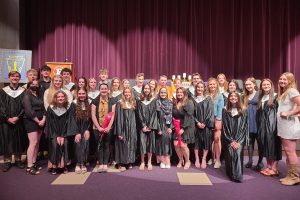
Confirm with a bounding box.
[22,0,300,83]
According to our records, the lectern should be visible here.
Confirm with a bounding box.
[45,62,75,81]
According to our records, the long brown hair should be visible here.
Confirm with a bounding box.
[257,79,275,109]
[243,77,258,109]
[75,88,91,121]
[174,87,189,108]
[140,83,154,101]
[109,77,121,98]
[226,92,243,116]
[217,73,228,91]
[51,90,69,109]
[121,87,136,110]
[278,72,298,101]
[194,81,207,97]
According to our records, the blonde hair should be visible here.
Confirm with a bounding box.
[217,73,228,91]
[207,77,220,100]
[243,77,258,109]
[109,77,121,97]
[46,75,66,105]
[278,72,298,101]
[121,87,136,110]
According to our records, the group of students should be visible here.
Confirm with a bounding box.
[0,66,299,185]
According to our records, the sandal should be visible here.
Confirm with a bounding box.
[264,169,279,176]
[75,166,82,174]
[33,163,42,170]
[139,163,145,171]
[195,160,200,169]
[28,166,40,175]
[81,166,87,174]
[184,161,191,170]
[260,168,271,175]
[147,163,153,171]
[177,161,183,168]
[51,168,57,175]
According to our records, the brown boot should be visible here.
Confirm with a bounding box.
[281,164,300,186]
[280,159,290,182]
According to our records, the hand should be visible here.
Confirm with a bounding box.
[98,127,104,133]
[84,131,90,141]
[167,128,172,134]
[75,134,81,143]
[104,126,111,133]
[56,137,64,146]
[197,122,206,129]
[142,126,148,133]
[7,118,16,124]
[118,135,123,140]
[158,131,162,135]
[179,129,184,135]
[38,120,45,127]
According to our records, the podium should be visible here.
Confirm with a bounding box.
[45,62,75,81]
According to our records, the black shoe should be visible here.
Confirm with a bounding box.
[253,162,264,171]
[15,160,25,169]
[245,161,253,168]
[2,162,12,172]
[33,162,42,170]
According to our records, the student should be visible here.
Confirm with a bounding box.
[23,69,38,89]
[137,83,158,170]
[132,73,144,99]
[207,77,224,168]
[172,78,182,100]
[88,78,100,101]
[156,75,173,100]
[277,72,300,185]
[172,87,195,170]
[257,79,281,176]
[121,79,131,90]
[39,65,52,97]
[243,77,264,171]
[73,88,91,174]
[0,71,26,172]
[60,68,76,91]
[217,73,228,95]
[91,83,116,172]
[45,91,78,174]
[222,92,248,182]
[114,87,137,171]
[109,77,122,105]
[98,68,110,88]
[187,73,202,97]
[192,81,214,169]
[72,77,88,99]
[149,79,158,97]
[22,80,46,175]
[156,87,173,169]
[223,79,242,107]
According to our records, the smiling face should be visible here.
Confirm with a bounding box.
[9,72,21,85]
[123,88,132,100]
[62,71,71,82]
[174,79,181,89]
[56,92,66,104]
[208,80,217,93]
[149,80,156,91]
[228,82,237,92]
[195,83,205,96]
[53,76,63,89]
[112,78,120,90]
[229,92,238,106]
[88,78,97,90]
[245,80,255,93]
[100,84,108,97]
[143,84,151,96]
[217,74,226,86]
[176,88,184,100]
[136,76,144,87]
[122,80,130,88]
[261,80,272,94]
[279,75,289,89]
[99,73,108,81]
[192,75,201,86]
[78,78,86,89]
[159,76,167,86]
[77,89,87,101]
[159,88,168,99]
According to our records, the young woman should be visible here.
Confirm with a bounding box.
[72,77,88,99]
[172,87,195,170]
[45,91,78,174]
[148,79,158,96]
[243,77,263,171]
[156,87,173,169]
[88,78,100,101]
[257,79,281,176]
[44,75,73,110]
[73,88,91,174]
[91,83,116,172]
[137,83,158,170]
[277,72,300,185]
[22,80,46,175]
[121,79,131,89]
[223,79,241,106]
[192,81,214,169]
[114,87,137,171]
[222,92,248,182]
[217,73,228,95]
[109,77,122,105]
[172,78,182,99]
[207,78,224,168]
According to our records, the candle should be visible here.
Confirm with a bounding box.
[172,75,176,81]
[188,75,192,80]
[177,75,181,80]
[183,73,186,78]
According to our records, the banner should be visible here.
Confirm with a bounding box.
[0,48,32,83]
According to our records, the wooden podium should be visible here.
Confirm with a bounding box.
[45,62,75,81]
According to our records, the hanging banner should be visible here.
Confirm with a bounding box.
[0,48,32,83]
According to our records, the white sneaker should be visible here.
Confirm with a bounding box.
[165,164,171,169]
[207,159,213,165]
[160,163,166,169]
[214,160,221,169]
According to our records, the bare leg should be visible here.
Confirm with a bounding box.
[194,149,200,168]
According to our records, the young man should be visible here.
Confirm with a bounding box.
[132,73,144,99]
[61,68,75,91]
[39,65,52,92]
[156,75,173,100]
[98,68,110,89]
[187,72,202,97]
[22,69,38,88]
[0,71,26,172]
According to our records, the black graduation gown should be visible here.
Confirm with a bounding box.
[222,109,248,182]
[193,96,214,150]
[137,98,159,154]
[114,101,137,164]
[45,103,78,165]
[156,99,173,156]
[256,98,282,161]
[0,86,26,155]
[172,100,195,144]
[73,102,91,164]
